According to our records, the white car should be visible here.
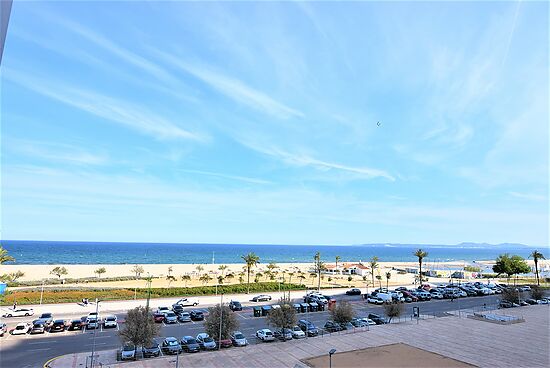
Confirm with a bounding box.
[103,315,118,328]
[2,308,34,318]
[359,318,377,326]
[256,328,275,342]
[176,298,199,306]
[291,325,306,339]
[11,322,31,335]
[367,296,384,305]
[431,292,444,299]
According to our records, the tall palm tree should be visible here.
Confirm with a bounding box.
[385,271,391,289]
[241,253,260,294]
[414,249,428,285]
[335,255,341,272]
[529,250,545,286]
[314,252,324,291]
[0,246,15,264]
[218,265,228,277]
[369,256,379,288]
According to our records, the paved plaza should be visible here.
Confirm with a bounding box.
[49,305,549,368]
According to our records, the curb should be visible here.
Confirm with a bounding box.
[43,355,62,368]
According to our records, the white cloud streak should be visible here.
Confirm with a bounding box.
[152,49,304,119]
[179,169,272,185]
[5,69,203,141]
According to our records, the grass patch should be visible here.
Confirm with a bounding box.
[1,282,306,305]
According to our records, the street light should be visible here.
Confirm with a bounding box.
[329,348,337,368]
[90,298,100,368]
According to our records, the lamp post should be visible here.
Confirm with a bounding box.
[145,273,152,311]
[329,348,336,368]
[90,298,100,368]
[218,293,224,350]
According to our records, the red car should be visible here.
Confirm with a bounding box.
[217,339,233,348]
[402,291,418,302]
[153,313,165,323]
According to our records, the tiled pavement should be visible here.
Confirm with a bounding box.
[49,305,549,368]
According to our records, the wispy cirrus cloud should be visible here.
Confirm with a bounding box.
[5,69,204,141]
[508,192,547,202]
[239,138,395,181]
[152,49,304,119]
[179,169,272,185]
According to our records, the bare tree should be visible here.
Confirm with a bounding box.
[330,300,354,324]
[383,303,404,323]
[204,304,239,344]
[131,265,144,279]
[119,306,160,354]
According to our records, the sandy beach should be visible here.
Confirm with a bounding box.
[0,260,500,289]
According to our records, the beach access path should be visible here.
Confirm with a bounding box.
[47,304,549,368]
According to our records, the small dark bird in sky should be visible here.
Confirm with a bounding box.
[377,121,381,127]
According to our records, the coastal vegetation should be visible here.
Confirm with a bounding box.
[414,249,428,283]
[50,266,68,279]
[241,252,260,294]
[94,267,107,278]
[463,265,482,272]
[369,256,378,288]
[0,281,305,305]
[131,265,144,279]
[383,302,404,323]
[313,252,324,291]
[529,250,545,286]
[0,245,15,264]
[492,254,530,284]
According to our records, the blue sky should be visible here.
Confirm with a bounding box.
[1,1,548,246]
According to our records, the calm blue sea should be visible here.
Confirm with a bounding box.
[0,240,534,265]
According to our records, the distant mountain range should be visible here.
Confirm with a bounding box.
[357,242,535,249]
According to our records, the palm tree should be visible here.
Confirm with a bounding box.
[181,275,191,287]
[529,250,546,286]
[335,255,341,271]
[369,256,379,288]
[375,275,382,289]
[218,265,228,277]
[167,266,173,276]
[166,275,176,287]
[314,252,324,291]
[0,246,15,264]
[195,265,204,278]
[414,249,428,285]
[288,272,295,284]
[385,271,391,289]
[199,274,212,285]
[242,253,260,293]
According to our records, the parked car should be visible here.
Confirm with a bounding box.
[120,344,136,361]
[350,318,368,327]
[11,322,31,335]
[0,323,7,337]
[153,312,165,323]
[157,306,170,314]
[196,333,217,350]
[373,293,393,304]
[431,291,444,299]
[180,336,201,353]
[229,300,243,311]
[324,321,343,332]
[68,319,84,331]
[39,313,54,328]
[142,339,161,358]
[367,295,384,304]
[164,312,178,324]
[256,328,275,342]
[525,299,538,305]
[86,317,99,330]
[30,321,46,334]
[230,331,248,347]
[346,288,362,296]
[368,313,388,325]
[358,317,377,326]
[161,337,182,355]
[50,319,66,332]
[395,287,408,292]
[252,295,272,302]
[416,291,432,301]
[217,338,233,348]
[499,301,514,308]
[340,321,355,330]
[172,304,184,314]
[304,294,328,304]
[190,310,204,321]
[274,328,293,340]
[538,298,549,304]
[177,312,192,323]
[402,291,419,302]
[176,297,199,306]
[297,319,319,336]
[284,325,304,339]
[103,315,118,328]
[519,300,529,306]
[519,286,531,292]
[2,308,34,318]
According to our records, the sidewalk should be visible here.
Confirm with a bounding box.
[48,305,549,368]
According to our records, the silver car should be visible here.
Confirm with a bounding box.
[230,331,248,347]
[196,333,217,350]
[164,312,177,324]
[120,344,136,361]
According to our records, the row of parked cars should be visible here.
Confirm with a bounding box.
[4,311,119,336]
[120,331,249,361]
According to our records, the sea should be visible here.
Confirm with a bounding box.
[0,240,536,266]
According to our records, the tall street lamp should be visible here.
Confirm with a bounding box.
[329,348,336,368]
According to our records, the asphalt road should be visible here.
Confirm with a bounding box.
[0,293,503,368]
